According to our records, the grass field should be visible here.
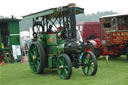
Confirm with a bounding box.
[0,56,128,85]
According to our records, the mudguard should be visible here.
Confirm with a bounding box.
[87,38,102,48]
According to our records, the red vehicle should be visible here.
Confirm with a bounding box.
[77,22,101,40]
[77,14,128,58]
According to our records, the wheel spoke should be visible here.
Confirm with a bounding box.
[29,52,34,57]
[87,56,93,75]
[33,46,37,50]
[87,66,90,74]
[30,61,34,65]
[63,68,68,76]
[57,69,61,75]
[83,66,88,74]
[90,59,93,63]
[31,65,35,72]
[36,57,40,61]
[35,61,40,70]
[36,60,40,67]
[31,61,36,72]
[32,50,36,56]
[87,67,91,75]
[64,65,68,69]
[89,66,93,74]
[58,59,63,65]
[29,54,34,61]
[58,68,64,78]
[34,61,39,72]
[61,57,66,66]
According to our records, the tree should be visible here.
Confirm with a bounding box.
[76,11,117,23]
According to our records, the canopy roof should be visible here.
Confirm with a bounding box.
[0,18,21,22]
[23,6,84,19]
[77,21,100,25]
[100,13,128,18]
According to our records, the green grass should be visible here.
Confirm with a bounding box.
[1,56,128,85]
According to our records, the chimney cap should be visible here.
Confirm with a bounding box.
[68,3,76,7]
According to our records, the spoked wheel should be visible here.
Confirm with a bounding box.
[57,54,72,80]
[81,51,97,76]
[29,42,45,74]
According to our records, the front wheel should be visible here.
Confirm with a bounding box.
[57,54,72,80]
[81,51,97,76]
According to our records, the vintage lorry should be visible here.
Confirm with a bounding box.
[77,13,128,58]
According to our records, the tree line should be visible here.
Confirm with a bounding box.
[76,11,117,23]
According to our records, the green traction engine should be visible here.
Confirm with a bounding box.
[27,4,98,79]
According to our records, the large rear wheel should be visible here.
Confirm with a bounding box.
[29,42,45,74]
[81,51,97,76]
[57,54,72,80]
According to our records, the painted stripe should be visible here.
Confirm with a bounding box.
[10,34,20,36]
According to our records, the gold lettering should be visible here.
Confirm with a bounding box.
[125,32,128,36]
[113,33,116,36]
[117,33,120,36]
[121,32,125,36]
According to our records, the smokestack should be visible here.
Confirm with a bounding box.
[11,15,14,19]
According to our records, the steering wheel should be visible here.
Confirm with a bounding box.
[32,24,44,39]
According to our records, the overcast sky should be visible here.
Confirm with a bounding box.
[0,0,128,18]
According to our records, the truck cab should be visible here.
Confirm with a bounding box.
[77,22,101,41]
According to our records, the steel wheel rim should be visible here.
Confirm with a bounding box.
[29,44,40,73]
[57,56,68,79]
[82,53,95,75]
